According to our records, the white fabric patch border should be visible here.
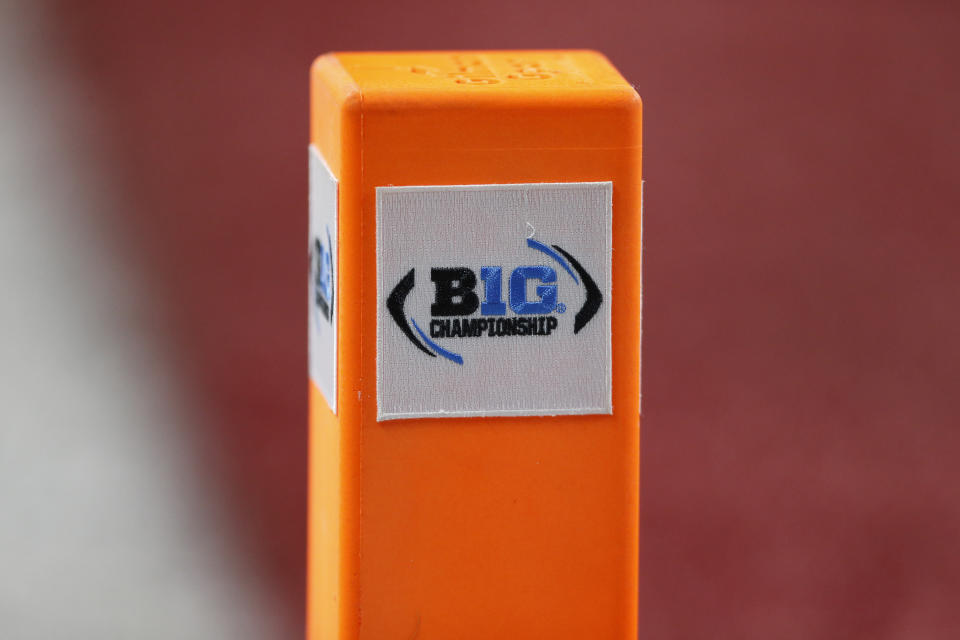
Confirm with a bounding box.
[376,181,613,421]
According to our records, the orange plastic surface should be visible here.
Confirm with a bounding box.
[308,50,642,640]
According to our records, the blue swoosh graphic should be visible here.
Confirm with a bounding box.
[526,238,579,284]
[410,318,464,365]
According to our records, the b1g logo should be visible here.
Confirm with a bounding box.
[311,225,334,327]
[387,237,602,365]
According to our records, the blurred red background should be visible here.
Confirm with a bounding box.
[46,0,960,637]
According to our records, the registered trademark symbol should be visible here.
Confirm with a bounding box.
[555,302,566,313]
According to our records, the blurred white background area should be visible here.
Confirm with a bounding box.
[0,3,288,637]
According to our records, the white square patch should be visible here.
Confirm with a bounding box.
[376,182,612,421]
[309,145,337,412]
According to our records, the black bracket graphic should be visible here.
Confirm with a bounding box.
[551,245,603,334]
[387,268,436,357]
